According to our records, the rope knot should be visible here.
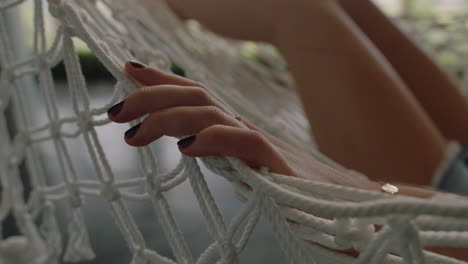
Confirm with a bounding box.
[387,216,417,239]
[130,246,146,264]
[68,184,82,208]
[202,156,239,182]
[100,181,120,202]
[44,200,55,213]
[48,0,67,21]
[146,177,162,198]
[136,49,170,71]
[50,121,61,138]
[220,240,238,263]
[36,56,50,70]
[333,218,375,251]
[31,189,46,208]
[77,111,92,131]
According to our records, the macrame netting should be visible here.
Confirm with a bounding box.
[1,0,468,263]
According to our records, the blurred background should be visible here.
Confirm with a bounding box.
[2,0,468,263]
[14,0,468,80]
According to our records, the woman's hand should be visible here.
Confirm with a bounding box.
[108,61,297,175]
[107,61,372,190]
[109,61,468,260]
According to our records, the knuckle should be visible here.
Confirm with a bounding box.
[141,114,165,138]
[202,106,225,122]
[204,125,227,141]
[133,86,155,97]
[207,124,226,132]
[193,81,206,88]
[146,112,164,126]
[130,86,157,103]
[191,86,211,103]
[246,130,268,148]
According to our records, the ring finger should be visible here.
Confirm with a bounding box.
[124,105,246,146]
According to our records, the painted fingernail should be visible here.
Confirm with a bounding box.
[129,60,147,69]
[177,135,196,149]
[108,101,124,116]
[125,124,141,139]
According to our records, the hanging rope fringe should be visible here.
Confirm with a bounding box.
[63,209,95,262]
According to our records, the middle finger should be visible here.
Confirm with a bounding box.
[124,105,246,146]
[108,85,234,123]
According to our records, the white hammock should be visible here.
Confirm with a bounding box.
[0,0,467,263]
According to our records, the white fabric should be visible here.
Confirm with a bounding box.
[1,0,468,263]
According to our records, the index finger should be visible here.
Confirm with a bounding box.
[124,60,204,87]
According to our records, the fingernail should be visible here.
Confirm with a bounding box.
[177,135,196,149]
[108,101,124,116]
[129,60,147,69]
[125,124,141,139]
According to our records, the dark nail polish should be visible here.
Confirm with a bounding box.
[129,60,147,69]
[125,124,141,139]
[108,101,124,116]
[177,135,196,149]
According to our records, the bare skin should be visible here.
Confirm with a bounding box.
[114,61,437,199]
[111,62,375,190]
[338,0,468,144]
[166,0,447,186]
[274,0,449,186]
[109,0,468,260]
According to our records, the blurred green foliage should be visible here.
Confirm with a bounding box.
[397,12,468,77]
[170,62,186,77]
[52,51,114,82]
[394,0,468,76]
[52,52,187,81]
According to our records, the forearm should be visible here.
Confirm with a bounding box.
[338,0,468,143]
[338,0,456,88]
[273,0,446,185]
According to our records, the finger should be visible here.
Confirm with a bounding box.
[123,61,238,116]
[177,125,295,175]
[124,106,243,147]
[107,85,227,123]
[124,60,203,87]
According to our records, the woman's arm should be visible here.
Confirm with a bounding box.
[272,0,447,186]
[167,0,448,186]
[338,0,468,144]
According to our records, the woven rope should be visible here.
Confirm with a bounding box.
[1,0,468,263]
